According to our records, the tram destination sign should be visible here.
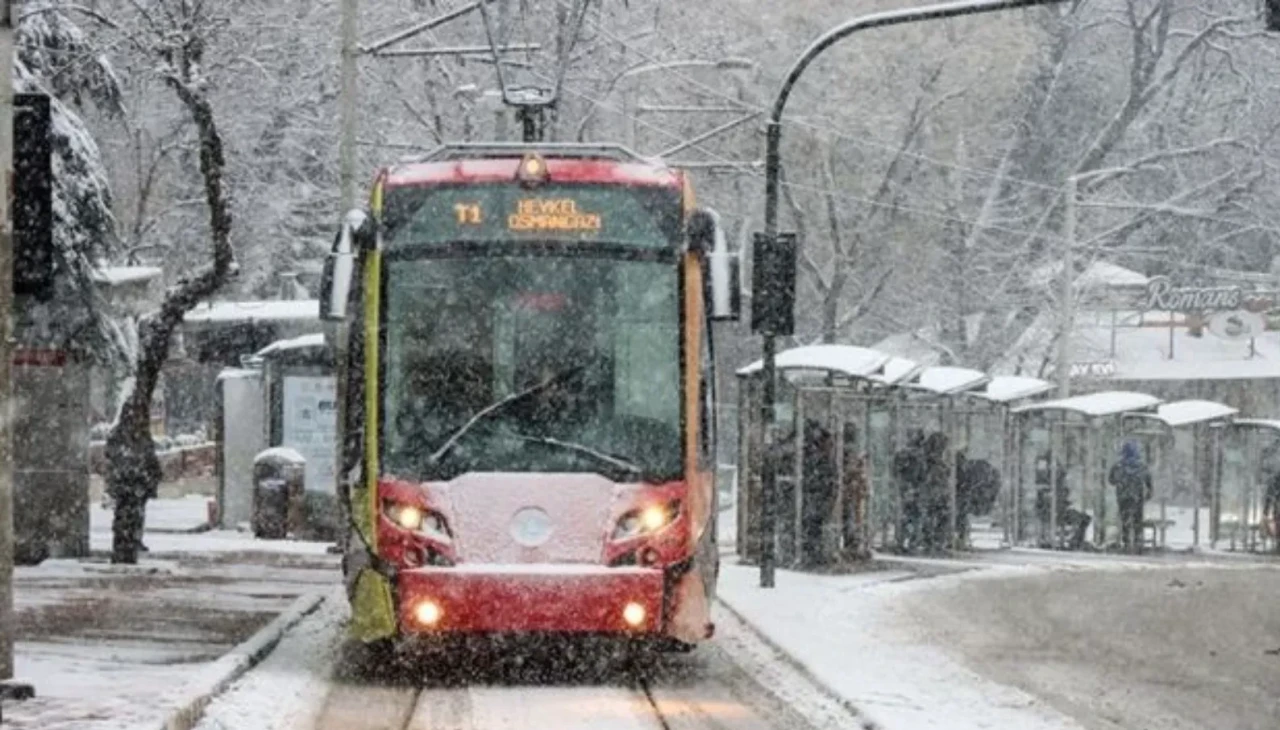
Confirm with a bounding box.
[384,182,681,250]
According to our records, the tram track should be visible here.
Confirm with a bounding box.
[309,639,830,730]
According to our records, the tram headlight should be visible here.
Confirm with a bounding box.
[613,501,681,541]
[382,501,451,541]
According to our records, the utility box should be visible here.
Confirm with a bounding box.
[252,447,305,539]
[215,367,266,529]
[12,350,90,563]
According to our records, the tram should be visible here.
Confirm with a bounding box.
[320,143,739,652]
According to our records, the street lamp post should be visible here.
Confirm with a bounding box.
[1057,166,1131,398]
[756,0,1070,589]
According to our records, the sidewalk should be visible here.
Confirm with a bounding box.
[716,559,1086,730]
[4,515,339,729]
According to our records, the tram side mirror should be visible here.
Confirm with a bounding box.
[688,208,741,322]
[319,210,372,321]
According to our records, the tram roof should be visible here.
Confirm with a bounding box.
[384,156,682,189]
[1011,390,1161,417]
[736,344,892,380]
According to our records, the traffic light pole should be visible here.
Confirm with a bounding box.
[0,0,32,704]
[757,0,1070,588]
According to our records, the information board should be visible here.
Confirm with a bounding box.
[282,376,337,494]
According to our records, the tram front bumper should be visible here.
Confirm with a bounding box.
[396,565,665,634]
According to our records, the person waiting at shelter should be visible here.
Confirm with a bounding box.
[1264,468,1280,555]
[955,451,1000,550]
[893,430,927,553]
[921,431,951,553]
[800,418,838,567]
[1109,441,1154,554]
[1033,453,1092,550]
[840,421,871,561]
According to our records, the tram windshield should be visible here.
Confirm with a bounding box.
[382,255,682,482]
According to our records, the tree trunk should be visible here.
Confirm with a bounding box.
[107,38,235,563]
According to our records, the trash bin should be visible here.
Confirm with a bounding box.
[253,447,305,540]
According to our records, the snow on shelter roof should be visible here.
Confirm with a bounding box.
[868,357,925,386]
[255,333,326,358]
[908,366,989,395]
[737,345,891,379]
[92,265,162,285]
[976,376,1055,403]
[1012,390,1161,417]
[1154,400,1238,427]
[1230,418,1280,432]
[184,300,319,324]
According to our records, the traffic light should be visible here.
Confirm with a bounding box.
[13,93,54,299]
[1268,0,1280,32]
[750,231,796,336]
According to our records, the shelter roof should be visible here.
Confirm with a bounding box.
[184,299,319,325]
[1154,400,1237,427]
[1012,390,1161,417]
[256,332,326,358]
[977,376,1055,403]
[92,265,163,286]
[908,366,989,395]
[1231,418,1280,432]
[868,356,925,386]
[737,345,891,380]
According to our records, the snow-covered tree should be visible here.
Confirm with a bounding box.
[15,1,126,363]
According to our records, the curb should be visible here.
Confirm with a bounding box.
[716,596,883,730]
[160,591,327,730]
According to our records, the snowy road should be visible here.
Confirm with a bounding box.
[309,638,830,730]
[908,565,1280,730]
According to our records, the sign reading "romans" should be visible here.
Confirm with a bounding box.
[1144,276,1242,312]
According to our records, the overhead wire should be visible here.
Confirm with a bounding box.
[559,0,1279,235]
[525,67,1069,244]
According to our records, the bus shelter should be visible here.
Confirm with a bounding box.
[1121,401,1236,550]
[881,366,990,554]
[1010,391,1161,550]
[254,333,340,540]
[735,345,895,566]
[1220,419,1280,553]
[957,376,1055,549]
[862,357,926,549]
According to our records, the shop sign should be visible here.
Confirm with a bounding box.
[1144,276,1242,312]
[1070,360,1117,378]
[1206,310,1266,342]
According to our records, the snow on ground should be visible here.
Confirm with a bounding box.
[717,561,1085,730]
[89,495,335,555]
[91,494,213,533]
[5,528,340,730]
[718,544,1280,730]
[194,588,346,730]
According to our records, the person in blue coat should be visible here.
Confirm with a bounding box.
[1109,441,1153,553]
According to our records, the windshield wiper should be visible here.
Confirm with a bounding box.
[426,363,586,466]
[506,433,652,480]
